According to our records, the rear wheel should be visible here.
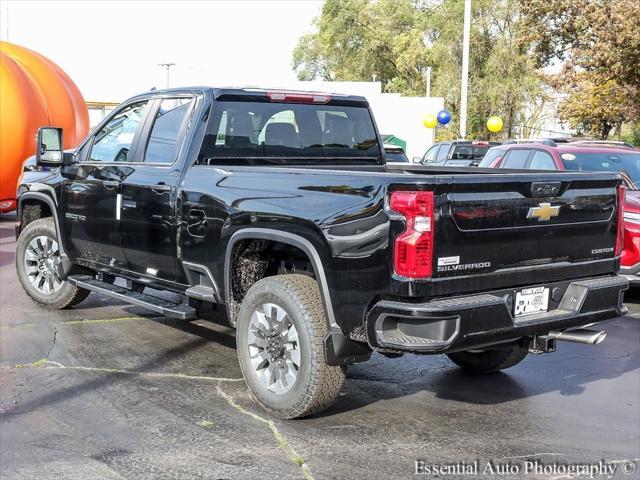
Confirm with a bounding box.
[236,274,345,419]
[16,218,90,309]
[446,339,529,374]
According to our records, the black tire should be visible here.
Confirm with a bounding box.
[446,339,529,374]
[236,274,345,419]
[16,218,90,309]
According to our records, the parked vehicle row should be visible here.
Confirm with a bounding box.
[417,140,500,167]
[15,88,629,418]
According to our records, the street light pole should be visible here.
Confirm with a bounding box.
[424,66,432,98]
[459,0,471,139]
[158,62,175,88]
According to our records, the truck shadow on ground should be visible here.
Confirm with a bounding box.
[132,304,639,416]
[3,315,636,421]
[5,281,637,421]
[624,288,640,301]
[322,317,638,416]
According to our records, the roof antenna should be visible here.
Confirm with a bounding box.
[150,86,157,91]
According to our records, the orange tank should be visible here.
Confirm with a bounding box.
[0,41,89,213]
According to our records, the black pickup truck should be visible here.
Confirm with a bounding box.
[16,87,628,418]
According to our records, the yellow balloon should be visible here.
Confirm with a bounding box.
[422,113,437,129]
[487,115,503,133]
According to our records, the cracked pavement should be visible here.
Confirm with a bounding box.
[1,213,639,479]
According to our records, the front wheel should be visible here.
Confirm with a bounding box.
[15,218,90,309]
[446,339,529,374]
[236,274,345,419]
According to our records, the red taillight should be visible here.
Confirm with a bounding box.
[267,91,331,104]
[616,185,626,256]
[390,191,435,278]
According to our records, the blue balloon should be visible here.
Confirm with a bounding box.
[437,109,451,125]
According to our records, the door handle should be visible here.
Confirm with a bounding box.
[151,183,172,194]
[103,180,121,189]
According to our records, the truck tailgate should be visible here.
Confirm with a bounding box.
[429,172,622,296]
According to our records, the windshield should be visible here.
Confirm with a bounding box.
[560,151,640,188]
[199,100,380,163]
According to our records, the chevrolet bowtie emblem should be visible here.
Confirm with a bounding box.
[527,202,561,222]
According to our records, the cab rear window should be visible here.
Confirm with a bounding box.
[451,144,490,160]
[199,100,380,163]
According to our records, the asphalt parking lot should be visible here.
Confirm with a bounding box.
[1,213,638,480]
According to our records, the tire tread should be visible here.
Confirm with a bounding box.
[239,274,345,419]
[16,218,90,310]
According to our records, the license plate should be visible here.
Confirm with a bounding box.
[514,286,549,317]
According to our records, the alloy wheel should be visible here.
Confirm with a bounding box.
[247,302,301,394]
[24,235,63,295]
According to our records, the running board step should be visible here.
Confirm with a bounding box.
[185,285,216,302]
[68,275,197,320]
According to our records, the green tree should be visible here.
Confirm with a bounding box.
[292,0,429,94]
[522,0,640,139]
[426,0,543,138]
[292,0,544,139]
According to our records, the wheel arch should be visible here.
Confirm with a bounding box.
[224,228,338,330]
[225,228,371,366]
[17,191,72,275]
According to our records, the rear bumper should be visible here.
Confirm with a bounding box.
[619,263,640,285]
[366,275,628,353]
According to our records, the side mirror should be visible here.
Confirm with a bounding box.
[36,127,64,166]
[412,156,422,163]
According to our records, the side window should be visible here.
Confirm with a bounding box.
[88,101,149,162]
[421,145,440,163]
[529,150,557,170]
[502,149,531,169]
[145,98,194,164]
[435,143,450,162]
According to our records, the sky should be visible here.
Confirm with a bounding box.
[0,0,324,101]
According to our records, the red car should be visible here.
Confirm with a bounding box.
[480,140,640,284]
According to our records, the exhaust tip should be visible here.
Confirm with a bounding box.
[549,329,607,345]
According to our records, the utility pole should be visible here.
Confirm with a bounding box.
[424,66,432,98]
[422,31,433,98]
[459,0,471,139]
[158,62,175,88]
